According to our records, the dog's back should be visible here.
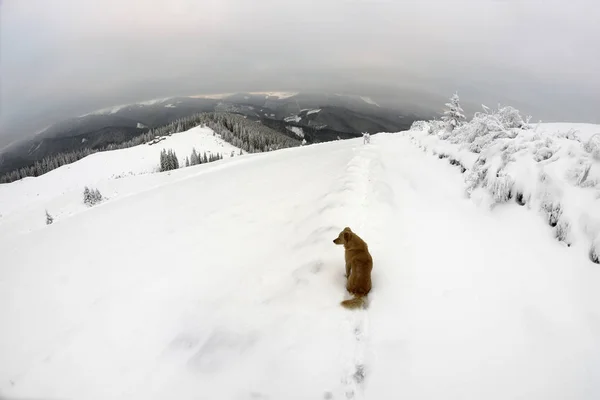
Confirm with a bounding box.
[332,227,373,309]
[345,233,372,296]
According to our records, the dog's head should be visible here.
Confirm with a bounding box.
[333,227,353,245]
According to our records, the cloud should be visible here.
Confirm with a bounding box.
[1,0,600,142]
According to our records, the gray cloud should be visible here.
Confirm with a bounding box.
[2,0,600,144]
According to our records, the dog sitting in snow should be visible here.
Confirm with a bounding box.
[333,227,373,309]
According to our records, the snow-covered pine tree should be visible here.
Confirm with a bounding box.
[190,148,199,165]
[441,92,466,131]
[160,149,167,171]
[185,156,190,167]
[83,186,103,206]
[45,209,54,225]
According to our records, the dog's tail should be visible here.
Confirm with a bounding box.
[341,295,366,309]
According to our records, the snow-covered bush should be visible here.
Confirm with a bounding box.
[410,120,429,132]
[534,147,554,162]
[566,162,592,187]
[494,105,528,129]
[555,220,571,245]
[489,173,515,203]
[406,93,600,263]
[590,241,600,264]
[584,134,600,160]
[83,186,103,207]
[465,159,487,195]
[540,198,562,228]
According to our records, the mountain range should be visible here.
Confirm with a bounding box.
[0,92,429,176]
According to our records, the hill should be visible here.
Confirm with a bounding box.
[1,122,599,399]
[0,93,426,177]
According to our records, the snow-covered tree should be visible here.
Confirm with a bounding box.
[190,148,199,165]
[83,186,103,207]
[159,149,179,171]
[45,209,54,225]
[441,92,466,131]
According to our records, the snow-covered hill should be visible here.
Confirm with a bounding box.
[1,127,599,400]
[0,126,242,239]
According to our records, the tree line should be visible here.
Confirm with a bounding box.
[0,131,157,184]
[0,112,299,183]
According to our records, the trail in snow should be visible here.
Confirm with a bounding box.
[316,143,393,399]
[1,132,599,399]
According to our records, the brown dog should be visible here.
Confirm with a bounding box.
[333,227,373,309]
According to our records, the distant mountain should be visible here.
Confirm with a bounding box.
[0,93,430,176]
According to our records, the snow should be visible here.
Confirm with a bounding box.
[284,115,302,123]
[307,108,321,115]
[1,131,600,399]
[136,122,147,129]
[80,98,173,117]
[0,126,241,237]
[360,96,380,107]
[250,91,298,99]
[189,93,233,100]
[164,104,176,108]
[407,116,600,263]
[137,97,172,106]
[285,126,304,138]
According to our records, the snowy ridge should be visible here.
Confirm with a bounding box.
[407,117,600,263]
[283,115,301,123]
[1,133,600,399]
[79,97,173,117]
[0,126,242,239]
[285,126,304,138]
[329,144,395,399]
[360,97,380,107]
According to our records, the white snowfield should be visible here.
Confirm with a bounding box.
[0,126,241,240]
[1,129,600,400]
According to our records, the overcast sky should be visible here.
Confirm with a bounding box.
[2,0,600,144]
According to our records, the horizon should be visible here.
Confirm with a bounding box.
[2,0,600,144]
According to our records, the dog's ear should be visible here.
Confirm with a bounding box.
[343,231,350,242]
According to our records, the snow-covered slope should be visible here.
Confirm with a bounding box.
[407,118,600,263]
[0,126,242,239]
[1,132,599,400]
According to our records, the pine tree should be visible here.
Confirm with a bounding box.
[441,92,466,131]
[185,156,190,167]
[45,209,54,225]
[83,186,103,206]
[191,148,199,165]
